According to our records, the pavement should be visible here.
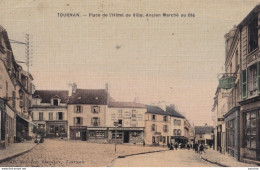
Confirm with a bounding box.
[111,149,219,167]
[0,141,38,164]
[200,148,256,167]
[0,139,168,167]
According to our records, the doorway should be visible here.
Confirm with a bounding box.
[123,131,129,143]
[82,131,87,141]
[55,126,59,137]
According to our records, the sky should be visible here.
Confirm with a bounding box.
[0,0,259,126]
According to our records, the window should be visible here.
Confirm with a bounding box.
[163,116,168,121]
[151,124,156,131]
[60,125,65,133]
[200,134,203,138]
[242,69,248,99]
[235,50,238,69]
[248,16,258,53]
[31,112,34,120]
[91,106,100,113]
[152,115,156,120]
[132,110,136,117]
[75,117,83,125]
[49,112,53,120]
[92,117,100,126]
[118,119,122,126]
[163,125,168,132]
[53,99,58,106]
[111,131,123,139]
[58,112,63,120]
[75,105,82,113]
[174,119,181,126]
[174,129,181,136]
[39,112,43,121]
[248,64,257,95]
[118,109,122,118]
[244,111,257,149]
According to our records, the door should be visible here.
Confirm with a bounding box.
[123,131,129,143]
[82,131,87,141]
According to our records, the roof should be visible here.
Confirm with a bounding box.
[194,126,214,134]
[33,90,69,103]
[146,105,171,116]
[67,89,107,105]
[109,101,146,108]
[166,106,185,118]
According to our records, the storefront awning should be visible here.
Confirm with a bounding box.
[16,114,37,126]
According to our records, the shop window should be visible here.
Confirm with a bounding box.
[60,126,65,133]
[111,131,123,139]
[49,125,54,133]
[39,112,43,121]
[49,112,53,120]
[91,106,100,113]
[132,131,140,137]
[163,136,166,143]
[76,132,80,137]
[152,115,156,120]
[151,124,156,131]
[244,111,257,149]
[248,16,258,53]
[75,105,82,113]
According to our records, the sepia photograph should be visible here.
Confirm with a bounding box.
[0,0,260,168]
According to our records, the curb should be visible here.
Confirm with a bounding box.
[0,143,39,164]
[107,149,167,167]
[200,156,227,167]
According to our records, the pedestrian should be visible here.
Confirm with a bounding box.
[169,142,173,150]
[174,142,178,150]
[194,143,198,153]
[199,144,206,154]
[187,143,190,150]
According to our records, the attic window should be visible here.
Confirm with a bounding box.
[53,99,58,106]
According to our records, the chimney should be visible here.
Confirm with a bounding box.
[68,83,77,96]
[157,101,166,111]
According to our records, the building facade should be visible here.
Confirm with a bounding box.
[67,86,108,142]
[30,90,69,138]
[107,101,146,144]
[195,125,214,146]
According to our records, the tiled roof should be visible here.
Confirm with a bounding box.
[195,126,214,134]
[166,106,185,118]
[67,89,107,105]
[109,101,146,108]
[33,90,69,103]
[146,105,171,116]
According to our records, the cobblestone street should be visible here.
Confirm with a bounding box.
[0,139,167,167]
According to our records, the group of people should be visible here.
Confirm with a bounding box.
[168,142,206,154]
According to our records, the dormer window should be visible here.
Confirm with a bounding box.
[53,99,58,106]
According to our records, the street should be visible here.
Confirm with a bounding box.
[111,149,219,167]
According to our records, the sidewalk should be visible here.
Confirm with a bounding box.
[200,148,256,167]
[0,141,38,163]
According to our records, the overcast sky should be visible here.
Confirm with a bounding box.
[0,0,259,126]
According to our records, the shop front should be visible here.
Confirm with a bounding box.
[108,127,144,144]
[240,99,260,164]
[70,126,87,141]
[87,127,108,143]
[0,99,16,148]
[46,121,68,138]
[224,106,240,160]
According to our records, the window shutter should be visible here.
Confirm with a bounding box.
[91,117,93,125]
[74,106,76,113]
[62,112,64,120]
[80,117,83,125]
[81,106,83,113]
[74,117,76,125]
[241,69,248,100]
[257,62,260,94]
[98,118,100,125]
[56,112,58,120]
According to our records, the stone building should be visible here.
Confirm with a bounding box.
[67,85,108,142]
[0,25,35,148]
[194,125,214,146]
[107,101,146,144]
[30,90,69,138]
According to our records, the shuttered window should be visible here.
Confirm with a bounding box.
[242,69,248,100]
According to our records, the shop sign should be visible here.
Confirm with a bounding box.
[218,77,236,89]
[109,127,143,131]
